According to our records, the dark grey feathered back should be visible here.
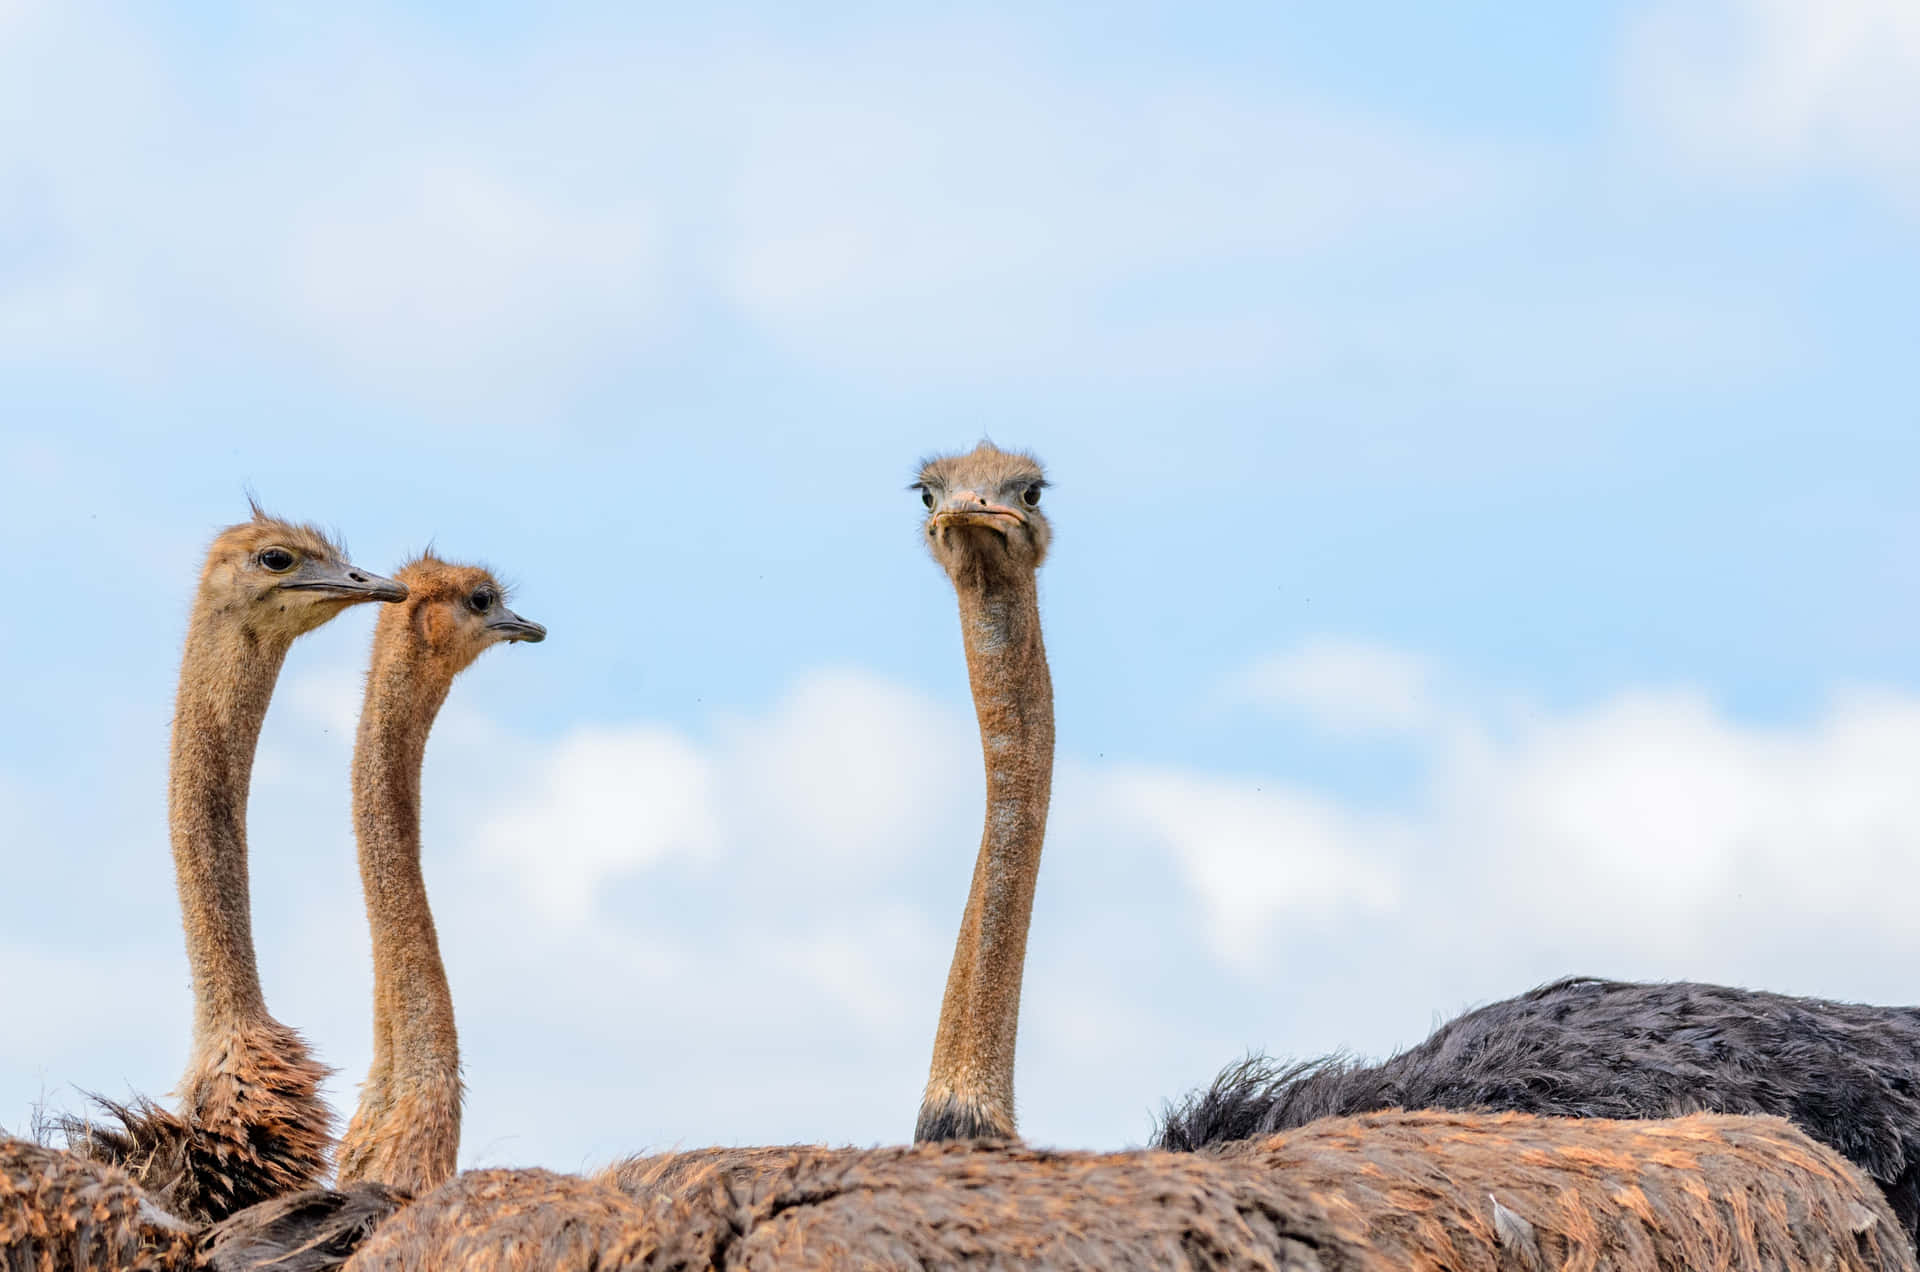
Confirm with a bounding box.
[1155,977,1920,1242]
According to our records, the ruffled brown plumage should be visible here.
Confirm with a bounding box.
[340,1142,1355,1272]
[1214,1109,1912,1272]
[335,1169,682,1272]
[1,1135,193,1272]
[58,1020,335,1226]
[601,1145,815,1200]
[331,1110,1915,1272]
[3,1134,409,1272]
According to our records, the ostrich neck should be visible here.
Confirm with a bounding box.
[921,565,1054,1138]
[171,610,290,1041]
[352,644,459,1112]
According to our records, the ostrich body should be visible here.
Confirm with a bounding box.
[910,442,1055,1144]
[1155,977,1920,1245]
[333,556,546,1196]
[0,1132,406,1272]
[0,1137,192,1272]
[57,509,407,1224]
[12,1113,1910,1272]
[334,1111,1912,1272]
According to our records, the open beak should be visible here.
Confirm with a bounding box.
[282,559,409,603]
[485,606,547,644]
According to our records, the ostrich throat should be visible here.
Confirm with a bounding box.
[172,610,294,1041]
[354,641,460,1121]
[923,563,1054,1140]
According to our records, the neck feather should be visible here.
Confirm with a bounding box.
[171,606,290,1042]
[341,636,461,1188]
[917,566,1053,1141]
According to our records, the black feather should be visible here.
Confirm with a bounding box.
[913,1095,1014,1145]
[198,1183,410,1272]
[1154,977,1920,1244]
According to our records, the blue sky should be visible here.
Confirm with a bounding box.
[3,0,1919,1171]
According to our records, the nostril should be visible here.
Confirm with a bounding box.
[348,572,367,582]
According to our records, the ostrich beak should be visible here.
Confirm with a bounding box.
[486,607,547,643]
[282,560,410,603]
[931,488,1028,528]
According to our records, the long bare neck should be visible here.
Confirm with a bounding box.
[916,566,1053,1142]
[338,635,461,1190]
[171,607,290,1043]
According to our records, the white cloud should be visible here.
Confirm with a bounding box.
[1626,0,1920,206]
[719,669,977,869]
[284,160,670,388]
[10,647,1920,1164]
[1235,639,1440,738]
[1456,686,1920,960]
[1102,768,1404,969]
[475,725,721,925]
[717,52,1508,376]
[0,948,177,1070]
[0,8,1517,393]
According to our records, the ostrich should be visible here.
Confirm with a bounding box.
[909,441,1055,1144]
[600,438,1053,1166]
[53,507,408,1224]
[333,555,546,1196]
[328,1111,1915,1271]
[2,552,531,1272]
[1154,988,1920,1241]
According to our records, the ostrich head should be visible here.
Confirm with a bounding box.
[198,505,408,642]
[385,554,545,678]
[913,441,1051,582]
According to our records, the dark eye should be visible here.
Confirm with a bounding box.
[468,589,495,614]
[920,487,935,510]
[258,547,296,572]
[1021,485,1042,508]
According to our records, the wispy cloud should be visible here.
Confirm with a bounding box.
[1626,0,1920,207]
[13,645,1919,1160]
[0,7,1518,396]
[1234,639,1440,739]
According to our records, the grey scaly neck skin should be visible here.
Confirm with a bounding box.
[171,610,289,1045]
[917,560,1054,1142]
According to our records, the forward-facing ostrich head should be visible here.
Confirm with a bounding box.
[197,505,408,643]
[381,554,547,676]
[914,442,1051,582]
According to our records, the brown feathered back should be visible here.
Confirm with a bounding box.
[1218,1110,1910,1272]
[338,1110,1914,1272]
[1,1135,193,1272]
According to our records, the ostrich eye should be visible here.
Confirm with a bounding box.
[258,547,296,572]
[1021,485,1042,508]
[468,589,495,614]
[919,487,935,510]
